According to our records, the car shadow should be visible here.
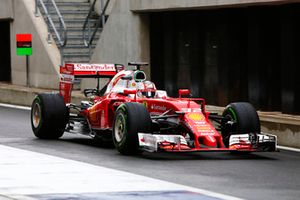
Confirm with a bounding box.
[60,137,115,149]
[139,151,278,161]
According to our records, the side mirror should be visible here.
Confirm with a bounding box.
[83,89,98,97]
[179,89,190,98]
[123,89,137,95]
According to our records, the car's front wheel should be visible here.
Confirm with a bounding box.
[112,102,151,155]
[221,102,260,147]
[31,93,68,139]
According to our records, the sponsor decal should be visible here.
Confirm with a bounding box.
[59,82,72,103]
[194,124,214,134]
[60,74,74,83]
[181,108,202,113]
[181,108,192,113]
[187,113,204,121]
[151,104,167,111]
[194,121,206,125]
[60,68,73,75]
[64,64,75,73]
[74,64,115,72]
[89,107,100,123]
[195,124,210,127]
[199,132,215,136]
[195,124,213,131]
[142,101,148,108]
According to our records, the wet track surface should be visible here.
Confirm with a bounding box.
[0,106,299,200]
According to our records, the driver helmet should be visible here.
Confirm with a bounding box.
[141,81,156,98]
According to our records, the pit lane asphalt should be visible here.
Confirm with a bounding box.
[0,106,299,200]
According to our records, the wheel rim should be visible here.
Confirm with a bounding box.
[114,113,126,143]
[225,114,234,122]
[32,102,41,128]
[227,107,237,122]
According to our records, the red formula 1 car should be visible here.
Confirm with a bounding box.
[30,62,277,155]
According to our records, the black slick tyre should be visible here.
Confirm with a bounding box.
[112,102,151,155]
[221,102,260,147]
[31,93,68,139]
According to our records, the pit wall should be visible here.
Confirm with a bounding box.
[5,0,60,89]
[260,115,300,148]
[261,122,300,148]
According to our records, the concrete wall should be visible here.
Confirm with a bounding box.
[1,0,61,89]
[10,0,61,89]
[91,0,149,66]
[130,0,299,11]
[0,0,13,19]
[95,0,116,16]
[260,114,300,148]
[85,0,150,89]
[261,122,300,149]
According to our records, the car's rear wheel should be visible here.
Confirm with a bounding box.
[31,93,68,139]
[112,102,151,155]
[221,102,260,147]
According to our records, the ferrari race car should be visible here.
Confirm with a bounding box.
[30,62,277,155]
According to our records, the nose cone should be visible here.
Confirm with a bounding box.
[184,112,222,148]
[200,136,218,147]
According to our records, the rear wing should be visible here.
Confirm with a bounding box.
[59,63,124,103]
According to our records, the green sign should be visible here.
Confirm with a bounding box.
[17,47,32,56]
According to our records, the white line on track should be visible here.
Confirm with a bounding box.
[277,145,300,153]
[0,103,31,111]
[0,145,242,200]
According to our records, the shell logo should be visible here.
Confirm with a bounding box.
[187,113,204,121]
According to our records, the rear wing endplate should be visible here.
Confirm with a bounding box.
[59,63,124,103]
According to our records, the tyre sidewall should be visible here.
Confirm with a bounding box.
[113,105,131,150]
[222,102,260,146]
[30,93,68,139]
[31,95,44,135]
[112,102,151,154]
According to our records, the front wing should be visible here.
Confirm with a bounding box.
[138,133,277,153]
